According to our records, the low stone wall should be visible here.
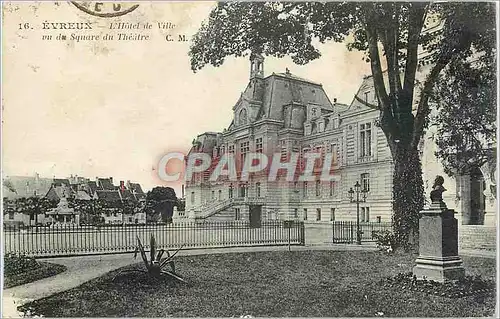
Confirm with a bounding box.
[459,225,496,251]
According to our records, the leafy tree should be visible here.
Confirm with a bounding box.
[3,197,57,226]
[189,2,496,248]
[176,198,186,212]
[432,57,496,177]
[68,198,105,225]
[146,187,177,223]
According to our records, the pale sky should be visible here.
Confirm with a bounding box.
[2,2,371,195]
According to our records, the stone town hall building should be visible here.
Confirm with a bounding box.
[184,54,496,228]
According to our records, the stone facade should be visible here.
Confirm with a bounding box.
[185,54,496,227]
[185,55,393,224]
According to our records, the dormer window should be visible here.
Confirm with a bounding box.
[364,91,370,104]
[239,108,248,125]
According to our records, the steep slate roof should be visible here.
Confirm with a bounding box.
[53,179,70,186]
[96,190,122,201]
[45,184,75,202]
[97,178,116,191]
[252,71,334,123]
[119,189,136,202]
[127,182,144,194]
[76,190,92,200]
[87,181,98,194]
[2,175,53,199]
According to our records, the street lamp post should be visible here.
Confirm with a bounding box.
[348,181,368,245]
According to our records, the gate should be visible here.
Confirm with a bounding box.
[332,221,392,244]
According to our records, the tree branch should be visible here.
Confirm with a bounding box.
[411,56,451,150]
[403,2,428,99]
[364,9,390,109]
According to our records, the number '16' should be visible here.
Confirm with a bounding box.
[19,23,30,30]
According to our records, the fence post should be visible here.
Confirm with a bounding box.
[350,222,354,244]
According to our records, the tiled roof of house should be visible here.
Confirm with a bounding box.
[120,189,136,201]
[53,179,70,186]
[97,178,116,191]
[76,190,92,200]
[96,190,122,202]
[87,181,98,194]
[127,182,144,194]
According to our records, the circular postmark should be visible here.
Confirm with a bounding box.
[71,2,139,18]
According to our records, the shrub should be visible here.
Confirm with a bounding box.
[372,230,396,253]
[381,272,495,298]
[4,253,39,276]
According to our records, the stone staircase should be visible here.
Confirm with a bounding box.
[459,225,496,251]
[195,197,266,220]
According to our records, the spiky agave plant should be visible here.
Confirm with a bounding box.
[113,234,186,282]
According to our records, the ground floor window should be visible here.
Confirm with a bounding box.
[316,208,321,221]
[303,208,308,221]
[376,216,381,223]
[361,207,370,222]
[330,208,335,221]
[235,208,241,220]
[293,208,298,219]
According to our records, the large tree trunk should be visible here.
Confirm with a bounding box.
[391,143,424,250]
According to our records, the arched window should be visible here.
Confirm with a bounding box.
[239,108,248,125]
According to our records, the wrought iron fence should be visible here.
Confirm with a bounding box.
[3,220,305,258]
[332,221,392,244]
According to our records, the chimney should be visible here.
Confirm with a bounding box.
[182,184,185,198]
[120,181,125,192]
[109,177,113,185]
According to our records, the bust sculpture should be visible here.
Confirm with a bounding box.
[430,175,446,203]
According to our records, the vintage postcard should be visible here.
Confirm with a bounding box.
[1,1,497,318]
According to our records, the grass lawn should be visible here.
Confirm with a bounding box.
[4,261,67,289]
[20,250,495,317]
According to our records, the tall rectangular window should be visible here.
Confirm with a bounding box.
[256,182,261,197]
[228,145,235,154]
[239,184,247,197]
[331,143,338,164]
[316,208,321,221]
[365,207,370,222]
[211,190,215,199]
[316,180,321,197]
[361,207,365,222]
[329,181,335,197]
[190,192,195,204]
[330,208,335,221]
[229,184,233,199]
[235,208,241,221]
[361,173,370,192]
[255,138,263,153]
[294,208,298,219]
[303,182,308,197]
[240,141,249,164]
[303,208,308,221]
[218,190,222,201]
[359,123,372,157]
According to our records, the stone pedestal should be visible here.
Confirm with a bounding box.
[413,201,465,282]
